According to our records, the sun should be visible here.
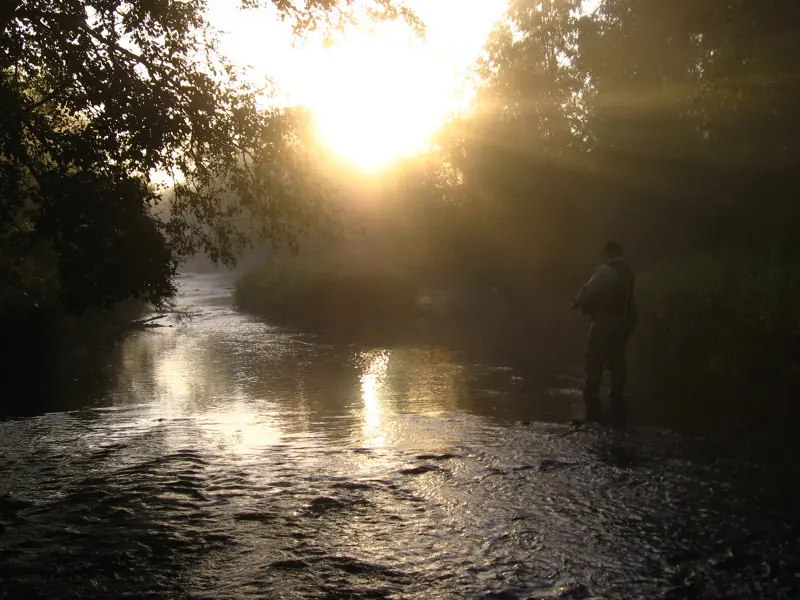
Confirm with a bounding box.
[298,25,456,170]
[207,0,508,171]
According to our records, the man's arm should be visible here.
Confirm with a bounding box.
[571,264,617,308]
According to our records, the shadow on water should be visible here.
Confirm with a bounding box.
[583,427,800,599]
[2,320,125,419]
[3,410,800,599]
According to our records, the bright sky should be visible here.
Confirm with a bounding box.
[206,0,508,170]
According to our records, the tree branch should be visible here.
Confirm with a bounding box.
[77,22,173,84]
[23,82,72,113]
[0,0,22,34]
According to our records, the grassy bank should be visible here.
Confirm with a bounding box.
[234,256,421,337]
[638,254,800,377]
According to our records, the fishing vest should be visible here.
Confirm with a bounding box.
[583,259,636,318]
[605,259,635,317]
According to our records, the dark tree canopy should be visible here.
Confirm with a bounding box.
[0,0,412,315]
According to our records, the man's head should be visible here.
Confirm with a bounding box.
[603,241,624,260]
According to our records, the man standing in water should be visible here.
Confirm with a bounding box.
[571,241,637,426]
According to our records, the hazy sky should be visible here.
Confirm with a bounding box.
[205,0,508,168]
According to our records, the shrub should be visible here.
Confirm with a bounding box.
[234,256,419,332]
[634,252,800,397]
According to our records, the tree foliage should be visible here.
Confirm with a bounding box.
[0,0,410,315]
[432,0,800,271]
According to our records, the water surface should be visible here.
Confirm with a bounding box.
[1,273,798,599]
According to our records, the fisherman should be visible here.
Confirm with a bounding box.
[571,241,637,426]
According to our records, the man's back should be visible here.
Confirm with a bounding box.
[575,258,636,325]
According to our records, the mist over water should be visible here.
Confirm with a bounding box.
[1,273,798,599]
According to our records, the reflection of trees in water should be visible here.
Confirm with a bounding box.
[382,347,466,415]
[116,330,209,411]
[3,329,128,418]
[113,328,285,454]
[8,306,576,440]
[115,331,169,403]
[110,322,477,446]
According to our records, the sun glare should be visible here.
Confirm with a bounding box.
[300,26,454,169]
[208,0,508,171]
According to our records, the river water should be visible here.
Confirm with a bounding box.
[1,273,799,599]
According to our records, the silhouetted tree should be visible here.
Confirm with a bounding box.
[0,0,413,316]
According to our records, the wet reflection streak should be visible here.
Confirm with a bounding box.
[359,350,391,447]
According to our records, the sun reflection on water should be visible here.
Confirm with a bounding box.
[116,329,285,457]
[198,400,284,456]
[109,278,512,456]
[359,350,391,447]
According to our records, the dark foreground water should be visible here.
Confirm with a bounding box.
[1,274,799,599]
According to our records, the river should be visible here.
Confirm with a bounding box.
[1,273,798,599]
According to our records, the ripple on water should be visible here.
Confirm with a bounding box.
[2,275,800,599]
[3,414,799,597]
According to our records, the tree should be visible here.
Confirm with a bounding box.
[431,0,593,285]
[0,0,412,315]
[433,0,800,269]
